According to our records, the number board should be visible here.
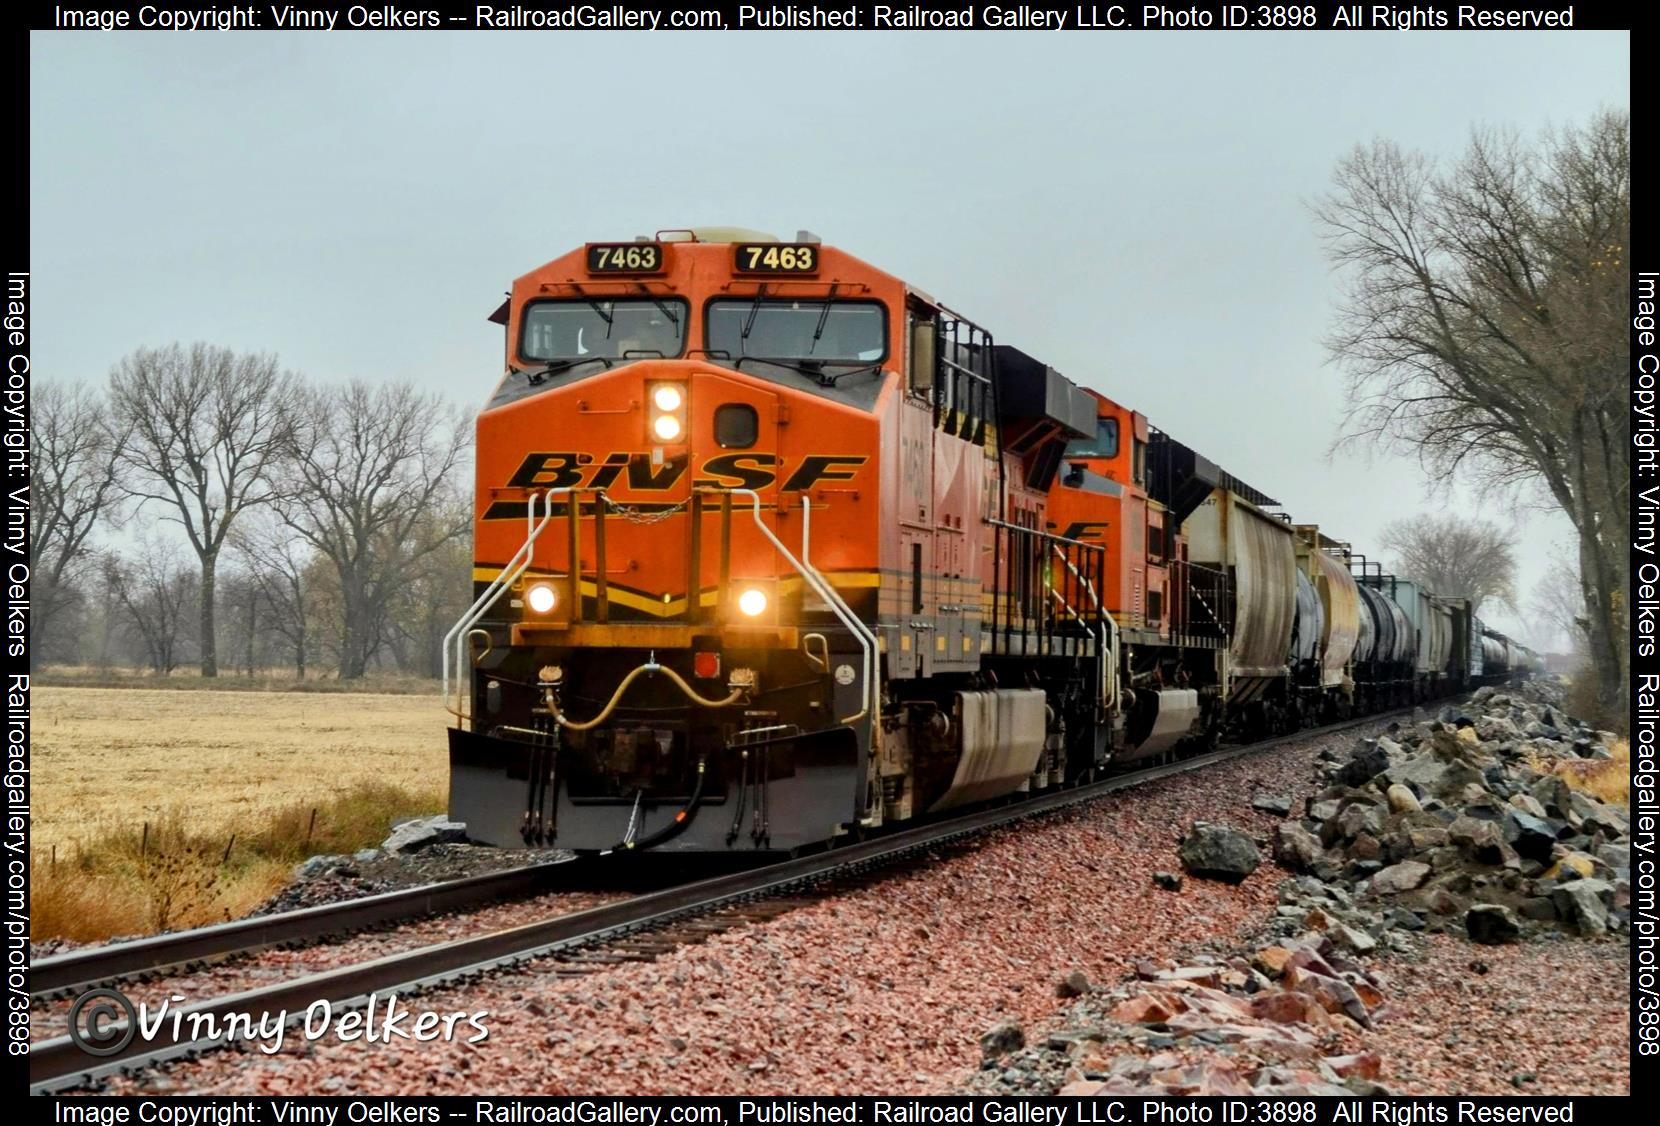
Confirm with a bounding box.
[586,243,666,274]
[734,243,819,274]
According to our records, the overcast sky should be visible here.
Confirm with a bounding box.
[29,29,1629,647]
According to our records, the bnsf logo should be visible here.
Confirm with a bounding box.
[506,452,868,493]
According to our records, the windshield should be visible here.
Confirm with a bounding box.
[1064,417,1119,459]
[707,300,885,363]
[520,299,687,362]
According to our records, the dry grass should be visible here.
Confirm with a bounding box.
[32,783,442,942]
[1541,738,1630,808]
[31,685,451,857]
[30,684,454,941]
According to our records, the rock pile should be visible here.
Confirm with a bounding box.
[1283,684,1630,943]
[967,931,1388,1096]
[967,681,1630,1097]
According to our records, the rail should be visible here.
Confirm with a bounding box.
[29,858,596,999]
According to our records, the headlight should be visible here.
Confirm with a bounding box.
[526,582,558,614]
[737,587,768,617]
[648,382,687,443]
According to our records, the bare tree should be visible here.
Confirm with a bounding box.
[383,499,475,678]
[274,381,471,680]
[29,382,126,659]
[109,343,299,678]
[231,513,316,679]
[1530,548,1588,656]
[1380,513,1517,615]
[1314,108,1629,722]
[105,535,196,675]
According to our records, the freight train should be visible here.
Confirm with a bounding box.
[444,229,1542,854]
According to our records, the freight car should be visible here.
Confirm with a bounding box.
[443,229,1537,855]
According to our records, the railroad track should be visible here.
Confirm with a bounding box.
[30,709,1408,1094]
[30,857,612,1001]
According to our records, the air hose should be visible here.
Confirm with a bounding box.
[546,658,743,732]
[610,757,708,853]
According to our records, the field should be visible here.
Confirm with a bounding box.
[32,685,450,856]
[30,685,452,941]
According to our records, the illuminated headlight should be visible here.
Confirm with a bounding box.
[652,414,683,441]
[737,587,768,617]
[526,582,558,614]
[652,384,683,412]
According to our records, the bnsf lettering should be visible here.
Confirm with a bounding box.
[588,453,632,489]
[508,452,584,489]
[781,455,866,492]
[498,452,868,507]
[697,453,781,490]
[627,454,690,490]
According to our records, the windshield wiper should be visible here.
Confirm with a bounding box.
[740,284,769,341]
[515,356,614,385]
[809,284,840,353]
[636,284,679,328]
[581,298,614,327]
[735,356,880,388]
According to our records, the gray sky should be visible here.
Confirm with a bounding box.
[29,30,1629,647]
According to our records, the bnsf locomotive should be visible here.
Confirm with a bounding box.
[444,229,1540,854]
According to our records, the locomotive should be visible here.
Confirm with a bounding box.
[444,229,1539,855]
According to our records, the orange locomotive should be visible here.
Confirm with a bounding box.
[446,228,1258,853]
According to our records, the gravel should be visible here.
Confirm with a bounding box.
[1362,934,1629,1094]
[91,720,1391,1094]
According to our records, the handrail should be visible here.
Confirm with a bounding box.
[798,494,880,724]
[442,488,567,724]
[727,489,876,726]
[986,517,1105,553]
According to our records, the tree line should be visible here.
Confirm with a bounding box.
[31,344,473,680]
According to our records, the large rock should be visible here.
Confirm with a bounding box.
[1503,810,1559,864]
[1385,784,1421,814]
[1179,822,1262,884]
[382,815,468,854]
[1466,904,1522,945]
[1448,816,1507,865]
[1370,860,1431,895]
[1550,880,1613,936]
[1337,741,1391,787]
[1566,793,1628,838]
[1273,823,1322,872]
[981,1019,1025,1060]
[1252,794,1293,816]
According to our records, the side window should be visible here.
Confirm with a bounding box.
[1133,438,1146,486]
[1097,418,1120,458]
[714,404,759,449]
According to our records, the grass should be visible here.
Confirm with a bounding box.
[30,684,453,942]
[31,685,451,856]
[32,782,443,942]
[1539,738,1630,808]
[34,664,443,695]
